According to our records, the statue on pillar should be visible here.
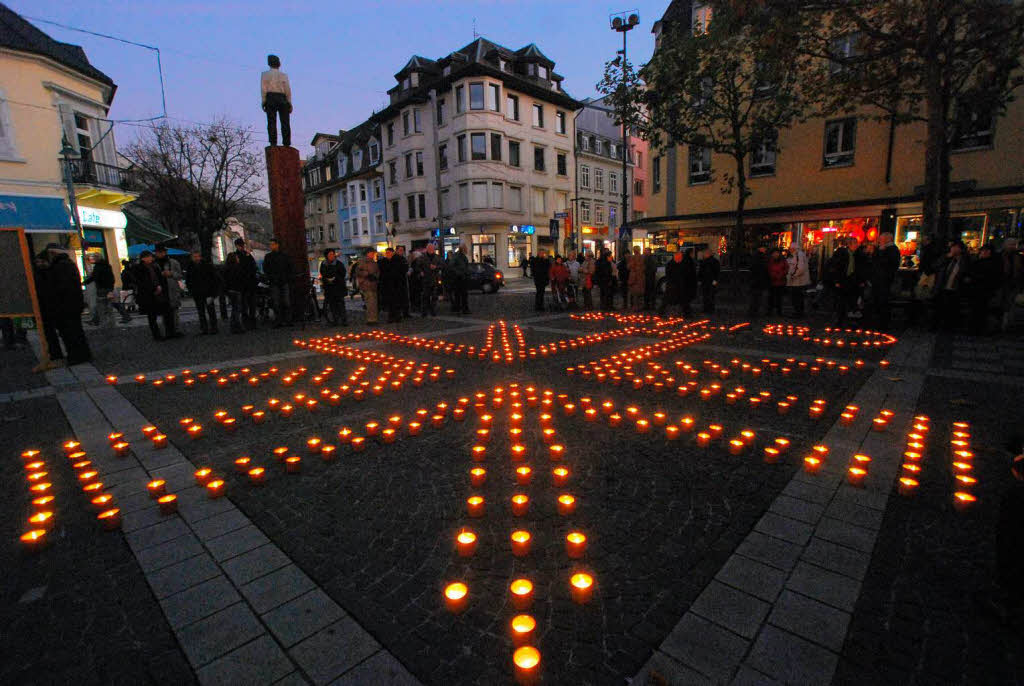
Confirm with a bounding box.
[261,54,292,147]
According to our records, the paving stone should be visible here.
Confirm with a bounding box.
[824,497,886,531]
[221,543,291,586]
[745,625,838,684]
[715,554,789,603]
[289,616,381,685]
[196,634,294,686]
[735,532,803,573]
[730,665,784,686]
[274,672,312,685]
[786,561,861,612]
[136,533,205,573]
[161,575,242,629]
[767,590,851,652]
[814,516,878,554]
[176,601,265,669]
[126,516,193,552]
[832,484,889,511]
[803,537,872,581]
[781,479,836,505]
[754,512,814,547]
[691,580,771,639]
[147,553,223,599]
[769,494,826,524]
[326,650,422,686]
[206,524,272,562]
[263,589,346,648]
[661,613,750,682]
[192,508,252,541]
[122,504,172,533]
[240,564,317,614]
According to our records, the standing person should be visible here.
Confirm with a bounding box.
[154,245,184,331]
[185,250,221,335]
[869,232,901,331]
[698,248,721,314]
[566,250,580,309]
[627,246,646,312]
[395,246,411,319]
[966,244,1002,335]
[617,252,630,309]
[919,234,942,277]
[34,247,91,366]
[659,251,686,316]
[31,251,63,370]
[413,244,443,316]
[934,241,969,331]
[449,244,471,315]
[596,249,615,311]
[521,251,530,278]
[378,248,395,321]
[234,238,259,326]
[262,238,293,326]
[680,249,698,317]
[786,245,811,318]
[550,255,570,310]
[580,250,596,310]
[83,254,116,327]
[406,248,422,314]
[530,249,551,312]
[135,250,178,339]
[354,248,380,324]
[643,248,658,310]
[222,252,246,333]
[319,248,348,326]
[748,246,770,316]
[1000,238,1023,331]
[767,248,789,316]
[832,238,866,324]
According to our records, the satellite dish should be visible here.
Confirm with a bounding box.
[612,16,623,28]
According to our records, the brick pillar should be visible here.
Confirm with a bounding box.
[265,145,309,321]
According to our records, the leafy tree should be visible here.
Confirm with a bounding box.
[124,119,264,259]
[600,0,806,269]
[788,0,1024,241]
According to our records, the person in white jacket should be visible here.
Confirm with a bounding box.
[786,246,811,317]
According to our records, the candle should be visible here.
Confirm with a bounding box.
[350,437,366,452]
[29,482,51,496]
[444,582,468,614]
[510,615,536,646]
[511,494,530,517]
[952,491,977,511]
[90,493,113,511]
[135,374,146,384]
[541,428,556,444]
[552,467,569,487]
[476,428,491,444]
[511,529,532,557]
[898,477,919,496]
[763,447,781,463]
[608,413,622,427]
[510,578,534,610]
[285,456,302,473]
[106,374,118,385]
[803,456,822,474]
[510,444,527,461]
[321,444,337,461]
[456,530,477,557]
[729,439,746,455]
[194,468,213,486]
[636,419,651,433]
[513,646,541,685]
[809,406,824,420]
[365,421,380,437]
[280,404,294,418]
[32,495,55,511]
[97,508,122,530]
[516,466,533,485]
[77,470,99,485]
[955,475,977,487]
[548,444,565,462]
[187,424,203,440]
[206,479,225,498]
[847,467,867,487]
[666,425,680,440]
[107,432,124,445]
[408,421,422,436]
[570,572,594,604]
[696,432,712,448]
[252,410,267,424]
[680,416,695,432]
[248,467,266,485]
[158,494,178,514]
[773,438,791,453]
[20,529,47,552]
[307,437,323,454]
[471,445,487,462]
[708,424,723,439]
[557,494,576,515]
[62,440,81,455]
[29,511,55,531]
[852,454,871,467]
[566,531,587,559]
[147,479,166,498]
[470,467,486,487]
[83,481,103,495]
[112,441,131,458]
[467,496,485,518]
[235,456,252,473]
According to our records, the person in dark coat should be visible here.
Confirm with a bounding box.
[134,250,177,340]
[261,238,292,326]
[380,247,408,322]
[394,246,411,318]
[234,238,259,324]
[529,250,551,312]
[643,248,658,310]
[222,252,247,333]
[186,250,222,334]
[965,244,1002,335]
[748,246,770,316]
[829,238,867,324]
[919,234,942,276]
[448,244,471,315]
[319,248,348,326]
[698,249,721,314]
[412,244,443,316]
[617,253,630,308]
[595,250,615,311]
[659,251,691,317]
[933,241,969,331]
[83,254,116,326]
[767,248,789,316]
[870,232,902,331]
[40,248,90,364]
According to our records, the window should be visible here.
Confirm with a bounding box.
[509,141,520,167]
[471,182,488,208]
[440,189,451,215]
[952,102,995,150]
[509,186,523,212]
[610,206,617,225]
[532,104,544,128]
[634,180,644,196]
[436,98,446,126]
[359,183,366,201]
[405,153,413,178]
[416,151,424,176]
[325,165,333,182]
[369,140,379,164]
[750,132,777,176]
[407,195,416,220]
[532,188,546,214]
[533,146,545,172]
[456,85,465,112]
[653,156,662,193]
[635,151,643,168]
[557,153,567,176]
[341,188,348,207]
[326,193,334,212]
[489,84,501,112]
[610,171,618,194]
[689,145,712,184]
[353,150,363,170]
[459,183,470,209]
[373,179,382,199]
[499,59,507,72]
[413,109,422,133]
[318,226,324,241]
[361,217,369,234]
[556,111,566,134]
[403,111,410,135]
[328,224,336,241]
[457,135,467,163]
[391,200,400,223]
[469,83,485,110]
[402,77,411,90]
[692,2,712,34]
[471,133,487,160]
[595,204,604,225]
[418,194,426,218]
[609,143,617,159]
[506,94,520,121]
[374,214,384,233]
[491,182,503,208]
[581,200,591,223]
[342,220,349,237]
[595,168,604,191]
[387,123,394,146]
[389,161,397,185]
[829,33,861,76]
[581,165,590,188]
[580,135,590,151]
[439,143,448,171]
[538,65,548,80]
[491,133,502,161]
[823,118,856,167]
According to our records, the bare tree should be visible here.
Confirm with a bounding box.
[124,119,264,259]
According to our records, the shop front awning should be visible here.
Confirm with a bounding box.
[123,208,176,245]
[0,194,73,233]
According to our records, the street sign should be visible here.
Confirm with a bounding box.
[549,219,560,240]
[554,212,568,219]
[618,225,633,240]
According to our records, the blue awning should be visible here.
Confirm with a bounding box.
[0,195,73,232]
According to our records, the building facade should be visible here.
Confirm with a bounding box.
[373,39,581,269]
[0,5,136,281]
[642,0,1024,271]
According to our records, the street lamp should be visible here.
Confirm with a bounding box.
[610,11,638,258]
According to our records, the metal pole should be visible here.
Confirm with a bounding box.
[61,134,86,250]
[620,28,629,257]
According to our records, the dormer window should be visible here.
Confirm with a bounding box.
[411,72,419,87]
[538,65,548,79]
[443,65,451,77]
[369,140,379,164]
[527,63,536,76]
[499,59,507,72]
[339,157,347,176]
[402,77,411,90]
[353,149,363,170]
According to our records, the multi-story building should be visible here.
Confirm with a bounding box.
[373,38,581,269]
[302,132,340,274]
[641,0,1024,271]
[0,5,137,281]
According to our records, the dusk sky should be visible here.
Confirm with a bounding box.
[14,0,664,155]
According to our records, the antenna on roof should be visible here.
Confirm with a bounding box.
[472,17,478,40]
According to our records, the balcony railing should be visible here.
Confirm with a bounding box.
[63,158,130,191]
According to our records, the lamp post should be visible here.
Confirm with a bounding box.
[610,11,638,259]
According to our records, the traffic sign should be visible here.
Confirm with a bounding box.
[554,212,568,219]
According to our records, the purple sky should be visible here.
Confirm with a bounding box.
[14,0,663,155]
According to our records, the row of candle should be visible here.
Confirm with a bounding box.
[896,415,930,497]
[763,323,898,348]
[19,448,58,551]
[949,420,978,511]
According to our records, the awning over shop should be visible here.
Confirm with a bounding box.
[123,207,176,245]
[0,194,73,232]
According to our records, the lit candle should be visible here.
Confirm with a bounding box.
[803,456,822,474]
[135,374,147,384]
[680,416,695,432]
[548,444,565,462]
[476,428,491,444]
[774,437,790,453]
[320,444,337,461]
[847,467,867,487]
[106,375,118,385]
[307,437,323,454]
[467,496,485,518]
[763,447,781,463]
[90,493,113,511]
[29,511,55,531]
[608,413,622,427]
[158,494,178,514]
[206,479,225,498]
[248,466,266,485]
[252,410,267,424]
[444,582,468,614]
[77,470,99,485]
[20,529,47,552]
[541,428,556,445]
[511,494,530,517]
[107,432,124,445]
[696,432,712,448]
[97,508,122,530]
[32,495,55,511]
[234,456,251,473]
[194,468,213,486]
[510,578,534,609]
[285,456,302,473]
[511,530,532,557]
[456,530,477,557]
[350,437,366,452]
[570,572,594,604]
[187,424,203,440]
[665,425,680,440]
[729,439,746,455]
[62,440,81,456]
[552,466,569,487]
[470,467,487,487]
[952,491,977,512]
[408,421,422,436]
[513,646,541,685]
[557,493,576,515]
[516,466,533,485]
[147,479,166,498]
[510,615,536,646]
[565,531,587,559]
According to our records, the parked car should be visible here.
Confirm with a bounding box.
[467,262,504,293]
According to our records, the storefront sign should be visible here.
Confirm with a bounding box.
[510,225,535,235]
[431,227,457,237]
[78,206,127,230]
[0,195,73,233]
